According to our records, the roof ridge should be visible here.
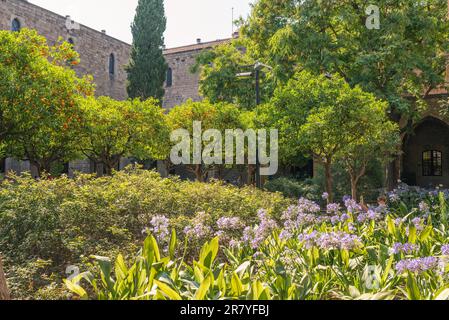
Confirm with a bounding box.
[164,38,231,55]
[20,0,131,46]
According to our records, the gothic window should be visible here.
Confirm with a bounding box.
[422,150,442,177]
[109,53,115,76]
[11,18,21,32]
[166,67,173,87]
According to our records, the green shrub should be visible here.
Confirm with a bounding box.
[264,177,320,201]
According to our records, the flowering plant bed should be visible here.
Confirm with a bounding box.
[66,191,449,300]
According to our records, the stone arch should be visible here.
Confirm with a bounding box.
[402,116,449,187]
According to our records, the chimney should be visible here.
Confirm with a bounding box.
[101,30,106,35]
[196,38,201,44]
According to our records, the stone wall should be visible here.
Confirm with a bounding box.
[163,50,202,110]
[0,0,131,100]
[162,39,230,110]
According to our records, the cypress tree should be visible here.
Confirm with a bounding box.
[127,0,167,102]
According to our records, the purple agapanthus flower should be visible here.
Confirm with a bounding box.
[395,257,439,274]
[442,245,449,256]
[327,203,341,215]
[299,231,362,251]
[149,215,170,242]
[388,192,400,202]
[344,199,362,214]
[419,201,430,213]
[242,209,277,249]
[391,243,418,255]
[217,217,243,231]
[412,217,425,231]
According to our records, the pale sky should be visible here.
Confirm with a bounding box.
[30,0,253,48]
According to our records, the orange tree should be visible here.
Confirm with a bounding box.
[166,100,243,182]
[0,29,94,176]
[79,96,170,175]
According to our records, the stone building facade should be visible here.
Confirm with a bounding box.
[0,0,131,100]
[163,39,229,110]
[400,95,449,188]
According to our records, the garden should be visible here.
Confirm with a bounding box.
[1,0,449,302]
[64,180,449,301]
[0,169,448,300]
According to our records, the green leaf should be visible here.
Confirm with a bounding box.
[154,280,182,300]
[435,288,449,300]
[349,286,361,298]
[199,237,219,269]
[195,274,212,300]
[382,256,394,285]
[231,272,243,297]
[235,261,251,278]
[64,279,88,299]
[115,254,128,281]
[386,216,396,235]
[406,273,421,300]
[408,224,417,244]
[419,226,433,242]
[143,235,161,264]
[169,228,177,260]
[92,256,115,293]
[217,269,226,296]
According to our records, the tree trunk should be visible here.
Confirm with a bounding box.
[104,164,113,176]
[194,164,204,182]
[104,158,120,176]
[386,159,400,191]
[31,160,52,179]
[350,176,358,202]
[0,256,10,300]
[247,165,255,186]
[324,162,334,203]
[349,165,366,201]
[217,165,224,181]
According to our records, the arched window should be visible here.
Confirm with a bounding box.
[166,67,173,87]
[423,150,442,177]
[109,53,115,76]
[11,18,21,32]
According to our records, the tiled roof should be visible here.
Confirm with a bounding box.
[163,38,231,55]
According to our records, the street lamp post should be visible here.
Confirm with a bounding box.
[236,62,272,188]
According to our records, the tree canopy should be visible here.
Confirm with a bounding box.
[193,42,274,110]
[166,100,243,181]
[127,0,167,101]
[0,29,94,175]
[257,71,399,201]
[242,0,449,120]
[80,96,170,175]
